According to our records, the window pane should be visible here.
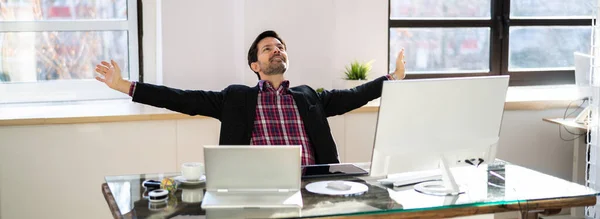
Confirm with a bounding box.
[0,31,129,83]
[0,0,127,21]
[509,26,591,71]
[510,0,595,18]
[390,28,490,74]
[390,0,491,19]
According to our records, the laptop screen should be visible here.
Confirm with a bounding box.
[203,145,302,191]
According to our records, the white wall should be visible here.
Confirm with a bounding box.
[160,0,388,91]
[161,0,242,91]
[0,121,180,219]
[499,110,575,181]
[332,0,389,81]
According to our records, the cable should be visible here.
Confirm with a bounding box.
[559,125,585,141]
[559,99,587,141]
[512,186,527,219]
[516,198,529,219]
[565,98,587,119]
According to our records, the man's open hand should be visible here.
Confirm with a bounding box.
[394,49,406,80]
[95,60,131,95]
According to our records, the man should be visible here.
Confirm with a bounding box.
[95,30,406,165]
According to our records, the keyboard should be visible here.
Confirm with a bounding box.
[208,192,294,204]
[202,191,302,208]
[377,169,442,187]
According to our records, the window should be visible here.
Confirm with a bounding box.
[0,0,140,103]
[389,0,594,86]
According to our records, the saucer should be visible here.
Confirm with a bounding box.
[174,175,206,185]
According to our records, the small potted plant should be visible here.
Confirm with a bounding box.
[343,60,373,89]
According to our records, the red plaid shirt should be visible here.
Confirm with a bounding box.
[250,80,315,166]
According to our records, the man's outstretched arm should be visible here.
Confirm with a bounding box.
[95,60,224,119]
[319,49,406,116]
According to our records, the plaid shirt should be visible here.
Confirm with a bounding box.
[250,80,315,166]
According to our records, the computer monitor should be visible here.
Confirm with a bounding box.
[369,75,509,196]
[574,52,593,124]
[575,52,593,99]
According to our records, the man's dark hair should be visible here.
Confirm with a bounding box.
[247,30,286,80]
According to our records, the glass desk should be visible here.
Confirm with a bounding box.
[103,161,599,219]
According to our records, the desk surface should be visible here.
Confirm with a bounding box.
[542,118,587,130]
[102,161,598,219]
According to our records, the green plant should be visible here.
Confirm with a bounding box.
[343,60,373,80]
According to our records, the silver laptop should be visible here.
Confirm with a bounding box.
[201,145,303,209]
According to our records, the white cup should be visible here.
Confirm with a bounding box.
[181,162,204,181]
[182,187,204,203]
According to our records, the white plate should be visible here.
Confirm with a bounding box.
[174,175,206,185]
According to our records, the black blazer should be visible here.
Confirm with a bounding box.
[132,76,389,164]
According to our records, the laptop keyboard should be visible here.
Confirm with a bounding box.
[204,191,300,207]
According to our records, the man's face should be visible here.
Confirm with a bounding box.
[254,37,288,76]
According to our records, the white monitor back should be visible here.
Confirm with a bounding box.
[575,52,593,100]
[369,76,509,177]
[203,145,301,191]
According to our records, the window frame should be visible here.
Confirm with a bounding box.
[388,0,593,86]
[0,0,141,104]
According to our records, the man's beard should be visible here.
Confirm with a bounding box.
[262,57,287,75]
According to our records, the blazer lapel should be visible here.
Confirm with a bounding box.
[246,85,260,136]
[289,88,317,118]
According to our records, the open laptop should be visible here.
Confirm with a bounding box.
[201,145,303,209]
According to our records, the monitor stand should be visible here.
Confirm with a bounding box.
[414,155,465,196]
